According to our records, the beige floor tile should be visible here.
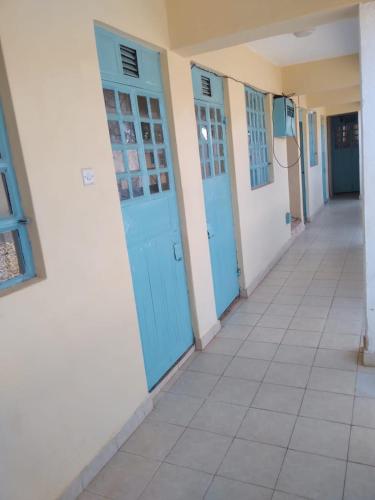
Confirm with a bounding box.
[189,400,247,436]
[185,352,232,375]
[344,462,375,500]
[308,366,356,395]
[349,426,375,466]
[225,312,262,327]
[218,324,252,340]
[274,345,316,366]
[237,340,278,360]
[205,337,243,356]
[224,357,269,381]
[252,383,304,415]
[205,476,273,500]
[353,397,375,428]
[148,392,203,426]
[168,371,219,398]
[282,330,321,348]
[314,348,358,371]
[264,362,310,388]
[237,408,296,447]
[249,326,286,343]
[300,389,354,424]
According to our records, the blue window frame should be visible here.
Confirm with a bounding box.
[308,111,318,166]
[245,86,270,188]
[0,103,34,291]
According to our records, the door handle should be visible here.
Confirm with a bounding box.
[173,242,183,261]
[207,229,214,239]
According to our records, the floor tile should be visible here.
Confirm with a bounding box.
[87,452,160,500]
[185,352,232,375]
[238,301,270,314]
[166,428,231,474]
[237,408,296,447]
[282,330,322,348]
[218,438,286,488]
[319,333,360,351]
[264,303,298,317]
[308,366,356,395]
[349,426,375,466]
[122,420,184,460]
[301,295,333,307]
[272,492,306,500]
[138,463,212,500]
[252,383,304,415]
[289,416,350,459]
[276,450,346,500]
[237,340,278,360]
[168,371,219,398]
[264,362,310,388]
[295,305,330,319]
[289,316,325,332]
[272,294,302,306]
[205,337,243,356]
[314,348,358,371]
[209,376,259,406]
[218,324,252,340]
[225,312,262,327]
[257,315,292,329]
[224,357,269,381]
[353,397,375,428]
[205,476,273,500]
[189,400,247,436]
[78,493,106,500]
[332,297,364,309]
[149,393,203,426]
[344,462,375,500]
[248,326,286,343]
[274,345,316,366]
[300,389,354,424]
[356,372,375,398]
[324,317,363,335]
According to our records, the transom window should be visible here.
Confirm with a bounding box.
[195,103,227,180]
[0,105,34,290]
[103,87,171,201]
[335,121,359,149]
[245,86,270,188]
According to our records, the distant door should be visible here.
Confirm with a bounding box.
[331,113,360,195]
[299,119,308,221]
[192,67,239,317]
[96,27,193,390]
[320,118,329,203]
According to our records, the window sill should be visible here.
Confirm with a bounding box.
[0,275,43,299]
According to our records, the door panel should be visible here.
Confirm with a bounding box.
[97,28,193,390]
[321,118,328,203]
[331,114,360,195]
[192,67,239,317]
[299,119,308,221]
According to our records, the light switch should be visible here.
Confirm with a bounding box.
[81,168,95,186]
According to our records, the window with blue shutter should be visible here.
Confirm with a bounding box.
[245,86,270,188]
[0,103,34,291]
[309,111,318,166]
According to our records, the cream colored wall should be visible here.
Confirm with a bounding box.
[287,135,303,220]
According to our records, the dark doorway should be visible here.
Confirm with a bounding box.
[329,113,360,196]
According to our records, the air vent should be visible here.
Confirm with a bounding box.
[120,45,139,78]
[201,76,212,97]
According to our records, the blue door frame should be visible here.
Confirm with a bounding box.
[192,66,239,317]
[299,117,308,221]
[321,118,329,203]
[96,27,193,390]
[330,113,360,195]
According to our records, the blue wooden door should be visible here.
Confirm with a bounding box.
[96,27,193,390]
[331,113,360,195]
[320,118,329,203]
[299,117,308,221]
[192,67,239,317]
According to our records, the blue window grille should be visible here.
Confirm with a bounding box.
[308,111,318,166]
[245,86,270,188]
[0,103,34,291]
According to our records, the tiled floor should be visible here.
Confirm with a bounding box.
[80,198,375,500]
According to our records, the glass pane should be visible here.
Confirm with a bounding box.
[211,125,216,139]
[214,160,220,175]
[157,149,167,168]
[149,174,159,194]
[117,178,130,201]
[218,125,223,140]
[137,96,149,118]
[141,122,152,143]
[213,144,218,158]
[195,105,199,119]
[153,124,164,144]
[119,92,132,115]
[201,126,208,142]
[209,108,216,121]
[150,98,161,119]
[112,150,125,173]
[200,107,206,121]
[205,163,211,177]
[108,120,121,144]
[145,150,156,170]
[160,172,170,191]
[0,230,24,282]
[219,143,224,157]
[131,176,144,197]
[127,150,140,171]
[216,108,222,122]
[103,89,116,114]
[220,159,225,173]
[124,122,137,144]
[0,173,11,217]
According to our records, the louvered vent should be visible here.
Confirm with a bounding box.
[120,45,139,78]
[201,76,212,97]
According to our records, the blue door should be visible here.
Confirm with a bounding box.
[320,118,329,203]
[331,113,360,195]
[192,67,239,317]
[299,117,308,221]
[96,27,193,390]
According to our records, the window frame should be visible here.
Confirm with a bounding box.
[0,103,35,291]
[245,86,271,189]
[308,111,318,167]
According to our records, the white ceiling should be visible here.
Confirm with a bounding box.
[248,17,359,66]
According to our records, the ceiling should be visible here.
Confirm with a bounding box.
[248,16,359,66]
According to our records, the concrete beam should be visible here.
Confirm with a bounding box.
[306,85,360,108]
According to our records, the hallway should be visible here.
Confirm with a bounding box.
[81,199,375,500]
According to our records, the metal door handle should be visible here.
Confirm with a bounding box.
[173,242,182,261]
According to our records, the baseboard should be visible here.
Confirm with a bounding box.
[195,320,221,350]
[59,396,153,500]
[241,227,305,298]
